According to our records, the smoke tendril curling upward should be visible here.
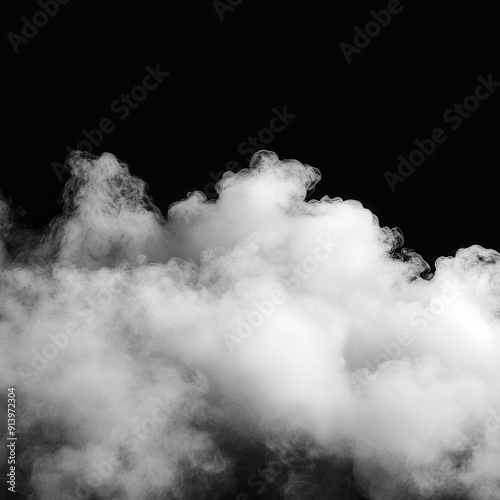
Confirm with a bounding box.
[1,150,500,500]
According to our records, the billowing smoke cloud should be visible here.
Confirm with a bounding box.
[1,150,500,500]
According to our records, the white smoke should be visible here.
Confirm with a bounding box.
[1,150,499,500]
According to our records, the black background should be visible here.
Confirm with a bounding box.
[2,1,500,498]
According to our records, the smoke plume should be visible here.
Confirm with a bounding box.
[1,150,500,500]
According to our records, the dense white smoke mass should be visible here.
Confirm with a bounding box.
[1,150,500,500]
